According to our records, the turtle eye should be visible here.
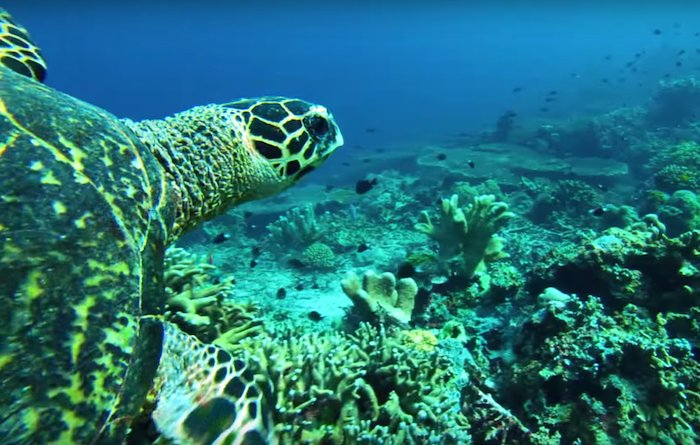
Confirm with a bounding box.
[303,115,330,140]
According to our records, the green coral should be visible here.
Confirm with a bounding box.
[341,270,418,327]
[654,164,700,193]
[267,204,329,249]
[237,323,471,444]
[162,247,263,348]
[300,242,336,269]
[415,194,514,278]
[505,296,700,444]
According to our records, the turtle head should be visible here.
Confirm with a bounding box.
[0,9,47,82]
[222,96,344,193]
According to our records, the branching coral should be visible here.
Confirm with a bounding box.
[341,270,418,327]
[267,204,329,249]
[237,323,471,444]
[415,194,514,278]
[163,247,263,349]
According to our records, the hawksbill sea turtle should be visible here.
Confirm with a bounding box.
[0,9,344,445]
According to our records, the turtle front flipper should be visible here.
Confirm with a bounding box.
[152,322,276,445]
[0,9,47,82]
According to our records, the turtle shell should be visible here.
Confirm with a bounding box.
[0,67,174,444]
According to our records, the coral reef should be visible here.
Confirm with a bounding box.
[267,204,330,249]
[648,76,700,126]
[237,323,471,444]
[415,194,514,278]
[300,242,337,269]
[341,270,418,327]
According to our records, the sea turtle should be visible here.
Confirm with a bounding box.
[0,9,343,445]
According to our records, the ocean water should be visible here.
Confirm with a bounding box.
[4,2,700,444]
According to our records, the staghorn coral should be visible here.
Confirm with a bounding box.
[163,247,263,349]
[415,194,514,278]
[341,270,418,327]
[237,323,471,444]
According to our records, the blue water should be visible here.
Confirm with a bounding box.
[8,2,700,154]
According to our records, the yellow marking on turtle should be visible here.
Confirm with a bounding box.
[29,160,44,170]
[52,200,67,215]
[0,354,12,372]
[73,295,96,331]
[87,259,131,276]
[74,211,94,228]
[1,194,20,203]
[0,129,20,157]
[52,410,83,445]
[41,169,62,185]
[85,274,115,287]
[0,98,144,251]
[22,408,40,435]
[24,270,44,300]
[124,183,139,199]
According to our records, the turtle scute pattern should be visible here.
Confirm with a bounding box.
[153,322,276,445]
[0,8,47,82]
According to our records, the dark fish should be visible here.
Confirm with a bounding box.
[696,32,699,37]
[590,207,606,217]
[597,184,608,192]
[436,153,447,161]
[365,128,377,133]
[362,158,372,163]
[653,29,662,35]
[355,178,378,194]
[626,61,636,67]
[308,311,324,322]
[467,160,475,169]
[605,55,611,60]
[212,233,230,244]
[244,211,253,218]
[547,90,557,95]
[677,61,683,67]
[540,107,549,112]
[276,288,287,299]
[357,243,371,253]
[664,73,672,78]
[601,78,610,83]
[505,110,518,117]
[397,262,416,279]
[325,184,334,192]
[342,162,350,166]
[512,87,522,93]
[288,258,306,269]
[312,283,320,289]
[250,259,258,268]
[678,49,686,56]
[635,52,643,58]
[545,97,556,103]
[251,246,261,259]
[295,283,304,291]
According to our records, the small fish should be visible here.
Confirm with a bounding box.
[249,259,258,268]
[207,250,214,265]
[540,107,549,112]
[601,78,609,83]
[678,49,686,56]
[590,206,606,217]
[436,153,447,161]
[664,73,672,78]
[251,246,261,259]
[365,128,377,133]
[696,32,700,37]
[312,283,320,289]
[362,158,372,163]
[677,61,683,67]
[397,262,416,278]
[308,311,324,322]
[342,162,350,166]
[295,283,304,291]
[653,29,662,35]
[212,233,230,244]
[545,97,556,103]
[547,90,557,95]
[276,288,287,299]
[512,87,522,93]
[244,211,253,218]
[605,55,611,60]
[357,243,371,253]
[355,178,378,194]
[325,184,334,192]
[626,61,636,67]
[597,184,608,192]
[467,160,475,169]
[288,258,306,269]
